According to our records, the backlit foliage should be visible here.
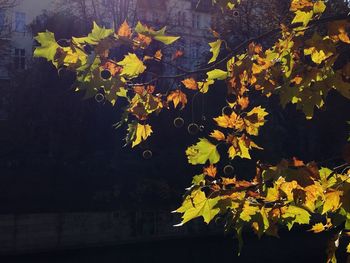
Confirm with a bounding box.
[34,0,350,261]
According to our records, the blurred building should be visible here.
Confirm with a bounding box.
[0,0,213,120]
[0,0,53,120]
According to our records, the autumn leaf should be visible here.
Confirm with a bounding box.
[208,39,222,64]
[197,80,214,94]
[117,20,132,38]
[186,138,220,165]
[174,189,221,225]
[207,69,228,80]
[182,78,198,90]
[118,53,146,79]
[167,90,187,109]
[328,20,350,44]
[203,164,217,178]
[322,191,343,214]
[210,130,226,141]
[214,111,244,129]
[102,61,122,76]
[154,50,163,60]
[132,123,153,148]
[240,202,260,222]
[33,31,60,65]
[244,106,269,136]
[227,135,262,160]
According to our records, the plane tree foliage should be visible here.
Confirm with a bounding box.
[33,0,350,261]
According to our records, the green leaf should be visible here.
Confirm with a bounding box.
[207,69,228,80]
[33,31,60,65]
[208,39,222,64]
[186,138,220,165]
[282,205,311,230]
[175,189,221,225]
[117,53,146,79]
[72,22,114,45]
[135,22,179,45]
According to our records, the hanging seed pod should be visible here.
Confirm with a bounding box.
[222,106,233,116]
[95,93,105,103]
[100,69,112,80]
[173,117,185,128]
[143,150,153,160]
[223,165,235,176]
[187,123,199,135]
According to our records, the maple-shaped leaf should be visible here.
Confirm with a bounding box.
[154,50,163,60]
[73,22,114,45]
[182,78,198,90]
[186,138,220,165]
[203,164,217,178]
[244,106,269,136]
[118,53,146,79]
[135,22,179,45]
[167,90,187,109]
[313,1,326,14]
[33,31,60,65]
[117,20,132,38]
[210,130,226,141]
[214,111,244,129]
[208,39,222,64]
[227,135,262,159]
[240,202,260,222]
[292,10,313,27]
[174,189,221,225]
[132,123,153,148]
[322,190,343,214]
[102,61,122,76]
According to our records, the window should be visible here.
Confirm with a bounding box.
[14,48,25,70]
[192,14,200,29]
[15,12,26,32]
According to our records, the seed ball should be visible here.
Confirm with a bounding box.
[143,150,153,160]
[100,69,112,80]
[223,165,235,176]
[95,93,105,103]
[199,125,205,132]
[233,10,239,17]
[187,123,199,135]
[173,117,185,128]
[222,106,233,116]
[226,94,237,104]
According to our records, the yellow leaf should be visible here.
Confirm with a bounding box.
[197,80,214,94]
[118,53,146,79]
[244,106,269,136]
[182,78,198,90]
[214,111,244,129]
[240,202,259,222]
[292,10,313,26]
[186,138,220,165]
[207,69,228,80]
[132,124,153,148]
[167,90,187,109]
[210,130,226,141]
[309,223,326,233]
[347,243,350,253]
[117,20,132,38]
[208,39,222,64]
[322,190,343,214]
[174,189,221,225]
[313,1,326,14]
[154,50,163,60]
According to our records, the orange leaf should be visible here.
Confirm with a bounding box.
[203,164,217,178]
[172,50,184,60]
[167,90,188,109]
[210,130,226,141]
[102,61,122,76]
[117,20,132,38]
[154,50,163,60]
[182,78,198,90]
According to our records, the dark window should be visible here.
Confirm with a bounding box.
[14,48,26,70]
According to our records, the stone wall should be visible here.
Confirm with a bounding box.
[0,211,215,255]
